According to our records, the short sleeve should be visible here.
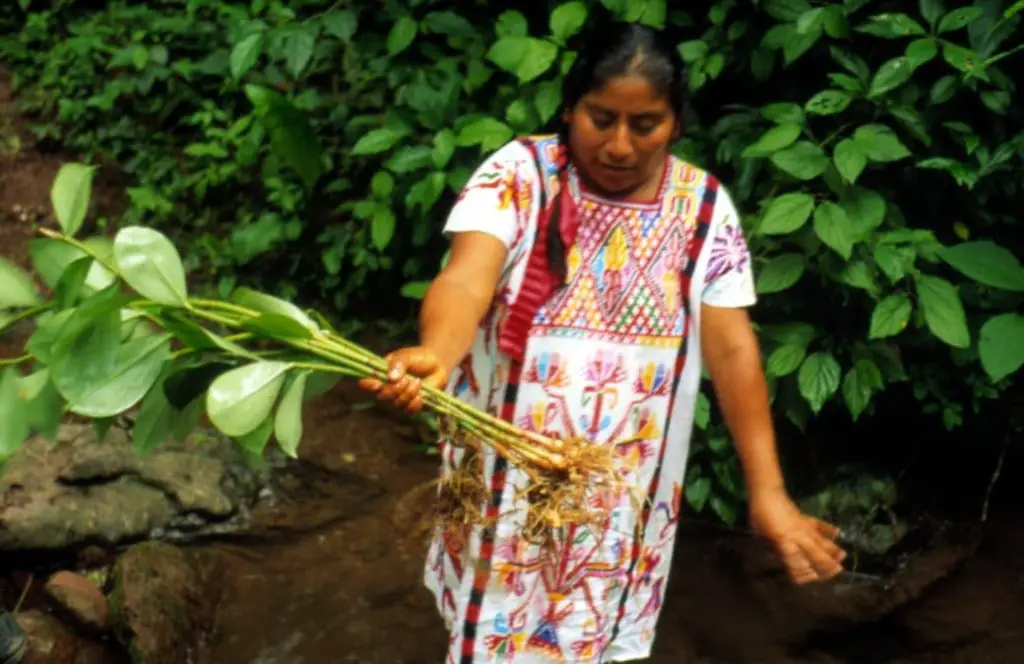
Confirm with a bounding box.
[443,141,540,261]
[701,185,757,308]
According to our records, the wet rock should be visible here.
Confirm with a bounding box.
[0,423,273,552]
[15,610,117,664]
[44,571,109,632]
[108,541,224,664]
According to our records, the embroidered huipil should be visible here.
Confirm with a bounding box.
[425,135,757,663]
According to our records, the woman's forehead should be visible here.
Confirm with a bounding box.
[581,76,672,114]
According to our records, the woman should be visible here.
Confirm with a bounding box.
[361,21,846,663]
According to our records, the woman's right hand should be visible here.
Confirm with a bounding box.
[358,346,450,414]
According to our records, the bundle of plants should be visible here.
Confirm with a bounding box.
[0,163,631,547]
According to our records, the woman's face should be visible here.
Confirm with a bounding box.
[564,74,678,197]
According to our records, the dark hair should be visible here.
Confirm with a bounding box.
[546,21,688,281]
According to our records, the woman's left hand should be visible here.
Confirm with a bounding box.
[748,487,846,585]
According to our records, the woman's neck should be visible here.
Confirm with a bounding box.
[575,154,669,204]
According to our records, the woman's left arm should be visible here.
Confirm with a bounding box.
[700,303,846,583]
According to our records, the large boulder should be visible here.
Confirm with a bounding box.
[0,423,272,552]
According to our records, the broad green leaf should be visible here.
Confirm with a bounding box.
[274,371,308,457]
[763,0,813,21]
[678,40,709,63]
[822,5,850,37]
[534,81,562,123]
[839,187,886,238]
[0,258,40,309]
[869,294,912,339]
[842,359,883,420]
[756,254,806,294]
[759,193,815,235]
[432,130,456,169]
[798,352,841,413]
[938,241,1024,291]
[0,370,31,459]
[62,334,172,418]
[766,344,807,377]
[114,226,188,307]
[207,361,291,438]
[50,163,96,237]
[371,171,394,199]
[685,476,712,511]
[921,0,945,25]
[834,139,867,183]
[694,392,710,429]
[853,124,911,162]
[387,16,418,55]
[979,314,1024,382]
[457,118,514,150]
[761,103,804,125]
[133,374,175,456]
[30,239,83,289]
[371,206,396,251]
[284,27,317,79]
[352,128,404,156]
[496,10,529,37]
[770,141,829,180]
[550,1,588,42]
[937,7,983,33]
[54,257,91,309]
[1006,0,1024,19]
[488,37,558,83]
[230,33,263,80]
[231,287,319,332]
[488,35,529,72]
[869,57,914,97]
[874,245,906,283]
[163,361,235,410]
[813,202,855,259]
[765,322,816,347]
[942,42,984,76]
[236,415,274,455]
[905,38,938,68]
[805,90,851,115]
[838,261,878,294]
[322,10,358,42]
[246,85,322,191]
[242,312,314,339]
[742,123,801,157]
[637,0,667,27]
[400,281,430,299]
[915,275,970,348]
[931,75,958,104]
[385,146,433,174]
[856,13,926,37]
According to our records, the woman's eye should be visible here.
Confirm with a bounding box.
[631,119,661,135]
[589,113,615,129]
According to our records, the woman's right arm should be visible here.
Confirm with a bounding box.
[359,231,508,412]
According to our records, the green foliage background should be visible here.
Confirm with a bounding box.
[2,0,1023,524]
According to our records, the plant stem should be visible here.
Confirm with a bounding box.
[37,228,119,274]
[0,303,54,336]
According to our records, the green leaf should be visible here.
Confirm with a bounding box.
[915,275,970,348]
[978,314,1024,382]
[766,344,807,377]
[759,193,815,235]
[761,103,804,125]
[856,13,926,38]
[432,130,456,169]
[371,171,394,199]
[805,90,851,115]
[236,415,274,456]
[742,123,801,157]
[322,10,358,42]
[770,141,829,180]
[853,124,911,162]
[842,359,883,420]
[54,257,91,309]
[352,128,404,156]
[371,206,396,251]
[685,476,712,512]
[756,254,806,294]
[937,7,983,33]
[231,287,319,332]
[241,312,313,340]
[385,146,433,174]
[387,16,418,55]
[274,371,308,457]
[284,27,317,79]
[133,374,175,456]
[0,258,40,309]
[0,370,31,459]
[163,361,235,410]
[50,163,96,237]
[230,33,263,80]
[678,40,709,63]
[874,245,906,283]
[869,294,912,339]
[114,226,188,307]
[1006,0,1024,19]
[839,187,886,237]
[813,202,855,259]
[550,1,588,42]
[920,0,945,25]
[941,42,984,76]
[534,81,562,123]
[496,10,529,37]
[207,361,291,438]
[869,57,914,97]
[457,118,514,151]
[938,241,1024,291]
[61,334,172,418]
[834,139,867,184]
[798,352,841,413]
[905,38,938,68]
[245,85,323,191]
